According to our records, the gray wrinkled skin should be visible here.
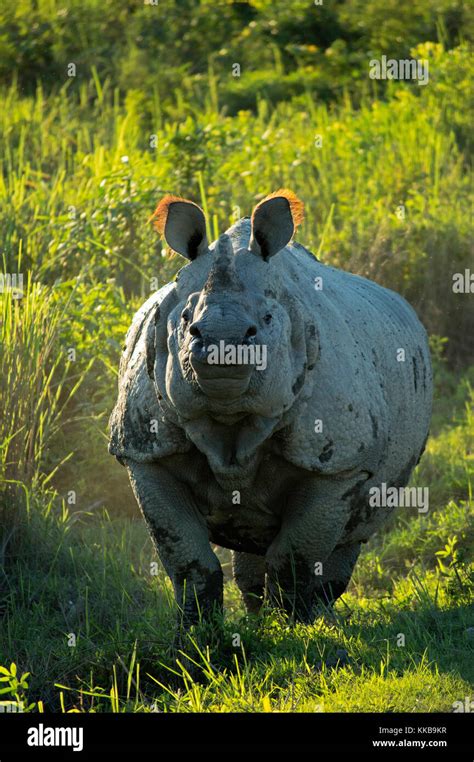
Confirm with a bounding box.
[109,207,432,628]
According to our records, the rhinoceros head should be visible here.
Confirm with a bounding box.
[150,190,317,423]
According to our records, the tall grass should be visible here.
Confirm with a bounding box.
[0,276,90,567]
[0,43,471,357]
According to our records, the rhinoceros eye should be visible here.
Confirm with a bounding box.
[181,309,191,324]
[263,313,272,325]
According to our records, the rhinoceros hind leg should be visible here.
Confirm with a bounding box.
[313,542,361,608]
[232,551,266,614]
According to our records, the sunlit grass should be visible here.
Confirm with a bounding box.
[0,386,472,712]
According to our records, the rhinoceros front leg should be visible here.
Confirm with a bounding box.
[126,460,223,630]
[266,476,360,622]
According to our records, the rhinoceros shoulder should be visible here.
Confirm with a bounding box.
[108,283,190,464]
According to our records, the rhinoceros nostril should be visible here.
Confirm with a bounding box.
[189,323,202,339]
[245,325,257,339]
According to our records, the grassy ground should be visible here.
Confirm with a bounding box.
[1,357,472,712]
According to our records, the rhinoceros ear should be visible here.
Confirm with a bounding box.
[249,189,304,260]
[150,195,208,260]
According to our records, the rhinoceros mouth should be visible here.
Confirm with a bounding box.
[190,355,252,379]
[190,357,252,399]
[195,376,251,400]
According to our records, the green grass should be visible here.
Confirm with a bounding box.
[0,42,472,353]
[0,370,472,713]
[0,278,472,713]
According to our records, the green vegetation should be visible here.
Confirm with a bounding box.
[0,0,472,712]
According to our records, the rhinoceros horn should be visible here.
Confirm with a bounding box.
[203,234,244,294]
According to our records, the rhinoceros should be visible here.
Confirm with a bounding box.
[109,189,432,630]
